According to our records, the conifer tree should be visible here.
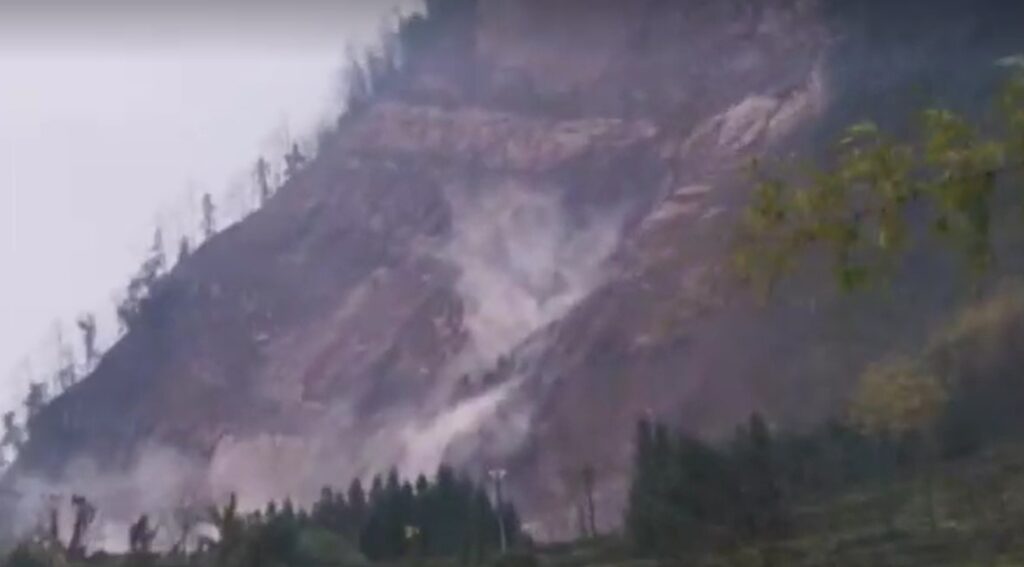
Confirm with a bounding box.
[177,237,191,264]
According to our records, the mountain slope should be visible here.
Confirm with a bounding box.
[11,0,1024,540]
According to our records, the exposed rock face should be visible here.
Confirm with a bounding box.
[11,0,1024,540]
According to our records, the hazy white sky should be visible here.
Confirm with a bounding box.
[0,1,414,413]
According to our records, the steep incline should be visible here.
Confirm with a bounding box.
[12,0,1024,539]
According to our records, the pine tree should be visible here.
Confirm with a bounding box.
[732,413,787,540]
[626,417,658,551]
[312,486,335,530]
[347,478,368,539]
[177,237,191,264]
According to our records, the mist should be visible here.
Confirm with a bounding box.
[0,1,415,417]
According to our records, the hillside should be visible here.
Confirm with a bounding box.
[9,0,1024,542]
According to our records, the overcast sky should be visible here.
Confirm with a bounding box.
[0,1,415,414]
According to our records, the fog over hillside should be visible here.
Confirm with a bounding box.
[0,1,415,417]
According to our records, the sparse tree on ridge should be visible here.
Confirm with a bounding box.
[284,143,306,181]
[201,193,216,240]
[0,412,25,456]
[76,313,98,371]
[23,382,48,422]
[255,156,272,206]
[177,236,191,265]
[52,324,77,393]
[144,227,166,283]
[116,226,171,332]
[343,48,373,114]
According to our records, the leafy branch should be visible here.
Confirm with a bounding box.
[735,70,1024,294]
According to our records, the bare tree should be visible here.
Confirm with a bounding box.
[171,498,203,555]
[47,495,60,547]
[24,382,48,421]
[116,226,171,332]
[177,236,191,264]
[144,228,166,281]
[68,494,97,560]
[53,325,77,393]
[76,314,98,371]
[255,156,272,206]
[1,412,25,455]
[201,193,216,240]
[129,514,158,553]
[284,143,306,181]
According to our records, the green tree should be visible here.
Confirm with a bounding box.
[848,357,947,529]
[732,414,788,541]
[625,418,658,551]
[209,493,244,565]
[736,69,1024,294]
[347,478,368,539]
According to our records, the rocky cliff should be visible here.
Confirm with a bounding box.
[11,0,1024,540]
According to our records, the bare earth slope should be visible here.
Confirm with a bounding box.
[13,0,1024,538]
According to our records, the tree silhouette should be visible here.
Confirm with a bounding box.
[284,144,306,181]
[76,314,98,371]
[23,382,48,422]
[0,412,25,457]
[201,193,216,240]
[128,515,157,553]
[68,494,96,560]
[255,157,272,206]
[177,236,191,264]
[52,325,77,393]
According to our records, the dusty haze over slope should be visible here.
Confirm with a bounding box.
[7,0,1024,542]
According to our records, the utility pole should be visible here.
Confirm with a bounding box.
[489,468,508,553]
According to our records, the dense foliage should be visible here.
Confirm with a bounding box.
[316,467,521,563]
[736,67,1024,294]
[624,281,1024,561]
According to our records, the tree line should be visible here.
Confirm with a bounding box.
[5,465,522,567]
[626,276,1024,560]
